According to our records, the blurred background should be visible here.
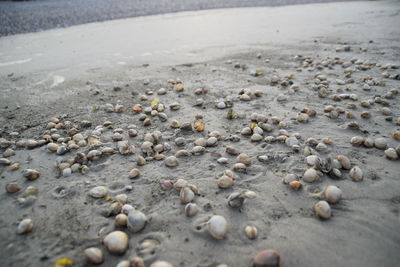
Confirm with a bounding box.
[0,0,365,37]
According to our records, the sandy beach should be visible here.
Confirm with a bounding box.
[0,1,399,267]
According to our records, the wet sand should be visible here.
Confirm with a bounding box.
[0,1,399,267]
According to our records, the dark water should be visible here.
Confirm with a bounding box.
[0,0,368,36]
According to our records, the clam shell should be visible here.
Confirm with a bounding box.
[227,192,245,208]
[17,218,33,234]
[349,166,363,181]
[23,169,40,181]
[116,260,130,267]
[289,180,302,191]
[244,226,258,240]
[217,175,234,189]
[129,168,141,179]
[350,136,365,146]
[236,153,252,166]
[207,215,228,240]
[303,168,319,183]
[150,261,174,267]
[84,247,104,264]
[384,148,398,160]
[89,186,108,198]
[252,249,281,267]
[6,183,21,193]
[374,138,388,150]
[127,210,147,232]
[164,156,178,167]
[324,185,342,204]
[180,187,195,204]
[337,155,351,170]
[185,203,200,217]
[233,162,246,172]
[131,257,145,267]
[314,200,331,219]
[103,231,129,254]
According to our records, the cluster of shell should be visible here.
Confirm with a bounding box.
[2,50,399,267]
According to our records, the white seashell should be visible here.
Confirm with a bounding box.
[241,127,252,136]
[217,157,228,164]
[207,215,228,240]
[384,148,398,160]
[127,210,147,232]
[350,136,365,146]
[244,226,258,240]
[324,185,342,204]
[115,194,128,204]
[251,134,263,142]
[89,186,108,198]
[185,203,200,217]
[191,146,205,155]
[17,218,33,234]
[180,187,195,204]
[314,201,331,219]
[306,155,319,166]
[253,126,264,135]
[206,137,218,147]
[173,179,188,191]
[233,163,246,172]
[283,173,298,184]
[103,231,129,254]
[349,166,363,181]
[164,156,179,167]
[194,138,206,147]
[316,142,328,151]
[374,138,388,150]
[116,260,131,267]
[150,261,174,267]
[303,168,319,183]
[84,247,104,264]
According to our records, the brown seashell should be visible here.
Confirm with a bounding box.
[244,226,258,240]
[6,183,21,193]
[252,249,281,267]
[289,180,302,191]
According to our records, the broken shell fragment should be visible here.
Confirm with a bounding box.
[206,215,228,240]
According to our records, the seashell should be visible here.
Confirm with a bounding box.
[87,150,102,160]
[137,156,147,166]
[180,187,195,204]
[360,111,371,119]
[194,138,206,147]
[329,168,342,179]
[176,150,190,157]
[0,158,11,166]
[315,142,328,151]
[253,126,264,135]
[296,113,309,123]
[233,162,246,172]
[191,146,205,155]
[1,148,14,158]
[207,215,228,240]
[336,155,351,169]
[129,168,141,179]
[115,214,128,227]
[115,194,128,204]
[150,261,174,267]
[303,168,319,183]
[127,210,147,232]
[241,127,253,136]
[392,131,400,141]
[252,249,281,267]
[80,165,90,174]
[289,180,302,191]
[185,203,200,217]
[23,169,40,181]
[227,192,245,208]
[314,201,331,219]
[206,137,218,147]
[217,175,234,189]
[84,247,104,264]
[226,146,240,155]
[89,186,108,198]
[244,226,258,240]
[374,138,387,150]
[6,183,21,193]
[305,138,318,147]
[347,121,360,130]
[350,136,365,146]
[26,139,39,149]
[164,156,178,167]
[384,148,398,160]
[243,190,257,198]
[236,153,252,166]
[103,231,129,254]
[131,257,145,267]
[121,204,135,215]
[306,155,319,166]
[174,137,185,146]
[349,166,363,181]
[169,103,181,110]
[363,138,374,148]
[9,163,20,171]
[285,137,298,147]
[324,185,342,204]
[17,218,33,234]
[116,260,130,267]
[217,157,228,164]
